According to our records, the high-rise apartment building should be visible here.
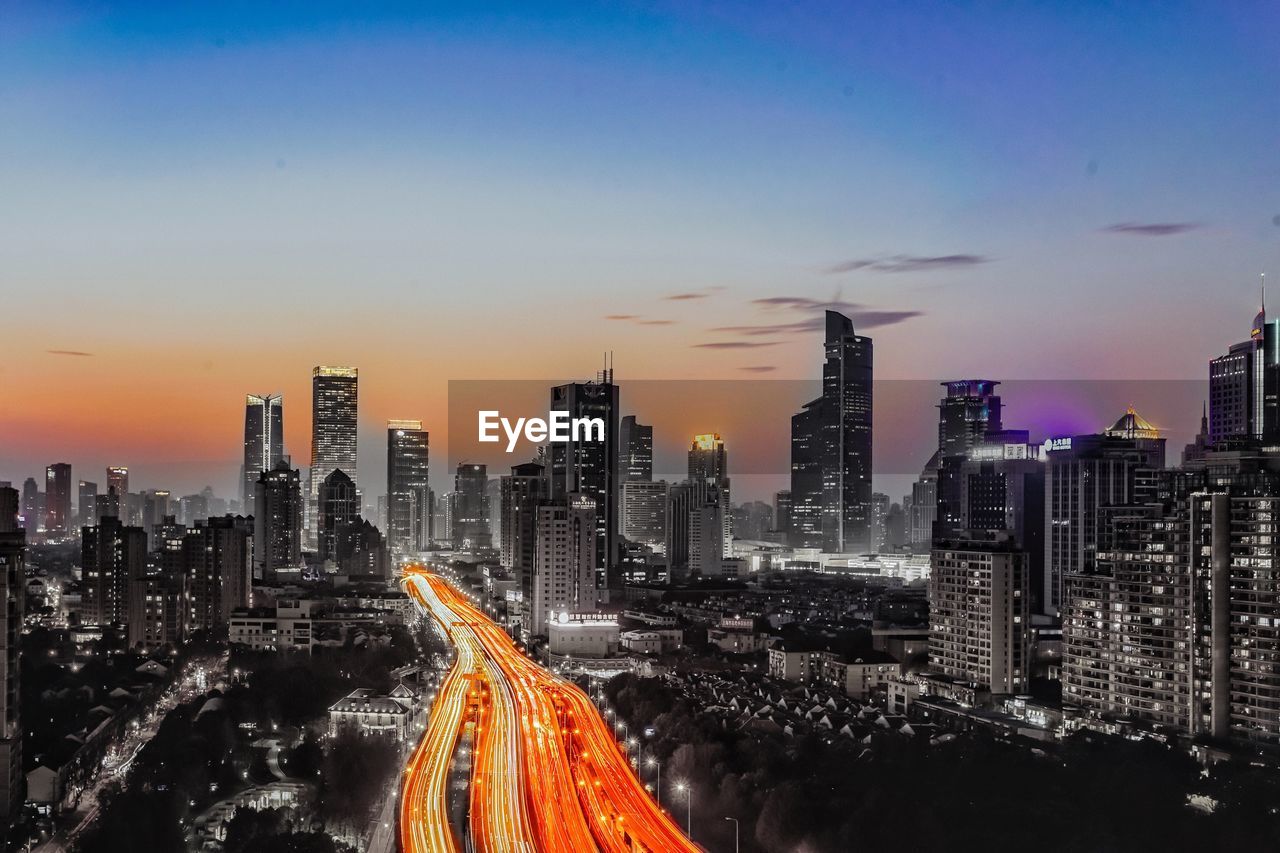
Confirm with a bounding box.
[253,460,302,581]
[387,420,430,553]
[790,311,873,553]
[78,480,98,527]
[929,532,1030,696]
[20,479,38,532]
[501,462,549,635]
[185,515,253,634]
[106,466,129,522]
[242,393,285,517]
[529,495,598,637]
[318,469,358,563]
[82,516,147,626]
[621,480,668,553]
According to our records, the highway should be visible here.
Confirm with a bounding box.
[400,566,701,852]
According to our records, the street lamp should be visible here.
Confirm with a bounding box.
[645,755,661,804]
[725,817,739,853]
[675,781,692,840]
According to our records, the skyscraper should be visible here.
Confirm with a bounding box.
[318,469,358,563]
[621,480,668,553]
[386,420,430,553]
[242,393,285,517]
[452,463,492,551]
[789,310,873,553]
[106,466,129,521]
[0,487,24,820]
[82,516,147,626]
[253,460,303,581]
[78,480,97,527]
[309,366,358,535]
[687,433,732,557]
[917,380,1004,542]
[529,495,598,637]
[618,415,653,482]
[185,515,253,634]
[550,373,620,590]
[19,479,37,532]
[43,462,71,535]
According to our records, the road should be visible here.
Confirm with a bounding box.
[400,567,701,852]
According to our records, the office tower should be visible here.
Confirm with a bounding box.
[790,311,873,553]
[929,532,1029,696]
[185,515,253,634]
[335,518,390,578]
[82,516,147,626]
[774,490,792,536]
[621,480,668,552]
[688,433,732,554]
[78,480,98,527]
[1043,409,1166,615]
[549,372,619,590]
[618,415,653,482]
[309,366,358,535]
[871,492,889,552]
[883,502,906,550]
[501,462,548,635]
[665,479,725,581]
[529,495,597,636]
[43,463,72,534]
[957,437,1046,612]
[242,393,285,517]
[486,477,503,548]
[253,460,302,581]
[141,490,170,548]
[20,479,38,532]
[451,463,492,551]
[916,380,1005,542]
[387,420,430,553]
[0,488,23,820]
[106,466,129,521]
[318,469,358,563]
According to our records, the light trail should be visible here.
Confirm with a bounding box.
[400,565,702,853]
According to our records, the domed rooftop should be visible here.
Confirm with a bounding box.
[1105,406,1161,440]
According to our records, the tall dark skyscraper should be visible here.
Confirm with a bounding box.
[185,515,253,634]
[386,419,430,553]
[242,393,285,517]
[618,415,653,482]
[253,460,302,581]
[106,466,129,522]
[0,487,23,820]
[501,461,549,635]
[931,380,1005,537]
[77,480,97,527]
[43,462,71,535]
[790,310,873,553]
[309,366,358,535]
[82,516,147,626]
[452,463,492,551]
[19,479,37,532]
[318,468,358,563]
[549,372,619,588]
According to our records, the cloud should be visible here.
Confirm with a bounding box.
[665,292,710,301]
[636,319,675,325]
[825,254,990,274]
[47,349,94,357]
[604,314,639,320]
[729,296,923,333]
[738,365,777,373]
[603,315,675,326]
[1101,222,1202,236]
[691,341,781,350]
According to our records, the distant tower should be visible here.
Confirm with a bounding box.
[790,311,873,553]
[452,464,492,551]
[618,416,653,482]
[43,463,72,534]
[242,393,285,517]
[309,366,358,537]
[318,469,359,563]
[386,420,430,553]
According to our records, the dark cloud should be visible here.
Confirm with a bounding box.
[712,318,825,336]
[665,292,710,301]
[47,349,94,357]
[733,296,923,333]
[691,341,781,350]
[604,314,639,320]
[636,319,675,325]
[738,365,777,373]
[1101,222,1202,236]
[851,309,925,329]
[825,254,990,274]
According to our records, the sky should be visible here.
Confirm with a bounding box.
[2,1,1278,503]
